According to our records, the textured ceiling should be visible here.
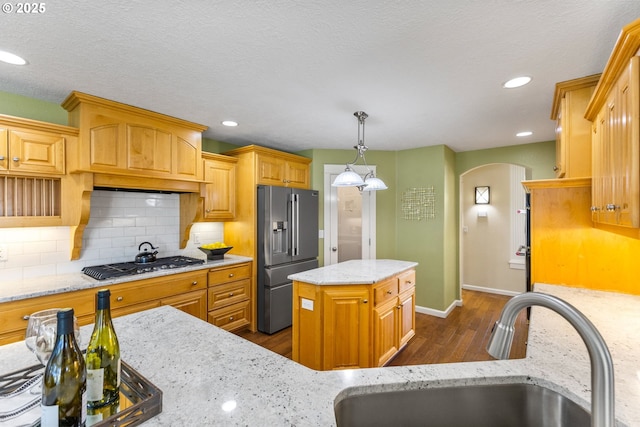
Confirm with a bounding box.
[1,1,640,153]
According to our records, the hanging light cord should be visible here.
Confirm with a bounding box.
[346,111,373,178]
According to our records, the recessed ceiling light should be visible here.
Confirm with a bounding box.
[221,120,238,127]
[516,131,533,137]
[0,50,27,65]
[503,76,532,89]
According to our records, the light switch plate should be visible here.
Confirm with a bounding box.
[0,244,7,261]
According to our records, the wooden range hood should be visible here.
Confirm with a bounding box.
[61,91,207,260]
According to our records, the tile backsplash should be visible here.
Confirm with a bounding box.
[0,190,224,282]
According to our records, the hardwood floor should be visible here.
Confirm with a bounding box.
[235,289,529,366]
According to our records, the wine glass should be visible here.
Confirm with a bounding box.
[25,308,61,354]
[34,316,82,366]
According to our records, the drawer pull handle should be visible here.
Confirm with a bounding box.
[363,299,368,304]
[192,281,198,286]
[397,305,402,310]
[23,315,30,320]
[229,316,234,321]
[386,290,393,295]
[116,296,123,302]
[405,281,413,285]
[12,157,19,162]
[229,292,234,297]
[228,273,234,278]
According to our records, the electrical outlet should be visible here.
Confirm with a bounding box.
[193,234,201,245]
[0,244,7,261]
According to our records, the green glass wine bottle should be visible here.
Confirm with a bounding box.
[41,308,87,427]
[85,289,121,408]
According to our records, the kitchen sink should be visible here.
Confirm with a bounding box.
[334,383,590,427]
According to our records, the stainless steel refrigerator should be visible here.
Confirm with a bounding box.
[257,185,319,334]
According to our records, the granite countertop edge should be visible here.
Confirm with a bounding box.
[288,259,419,285]
[0,254,253,303]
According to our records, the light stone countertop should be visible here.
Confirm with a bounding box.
[287,259,418,285]
[0,254,253,303]
[0,283,638,426]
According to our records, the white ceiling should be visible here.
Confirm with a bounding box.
[1,1,639,153]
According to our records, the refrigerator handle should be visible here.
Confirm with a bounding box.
[291,194,298,256]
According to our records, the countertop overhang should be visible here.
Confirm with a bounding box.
[287,259,418,285]
[0,283,638,426]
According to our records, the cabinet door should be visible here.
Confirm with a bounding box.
[0,128,7,171]
[203,157,236,220]
[8,129,65,174]
[323,288,370,369]
[256,154,286,186]
[127,124,172,175]
[373,299,398,367]
[555,98,567,178]
[161,289,207,320]
[285,159,310,188]
[398,288,416,349]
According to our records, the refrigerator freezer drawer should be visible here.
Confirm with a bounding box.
[260,282,293,334]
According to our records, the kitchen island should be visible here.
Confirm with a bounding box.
[289,259,418,370]
[0,284,638,426]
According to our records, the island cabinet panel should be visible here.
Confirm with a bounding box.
[206,262,252,332]
[292,267,416,371]
[322,288,371,370]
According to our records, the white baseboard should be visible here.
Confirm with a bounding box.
[462,284,523,297]
[416,298,462,319]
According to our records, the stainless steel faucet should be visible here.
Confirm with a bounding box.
[487,292,615,427]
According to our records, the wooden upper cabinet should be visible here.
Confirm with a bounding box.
[251,148,311,189]
[585,19,640,228]
[62,91,206,181]
[0,115,75,176]
[201,152,237,221]
[550,75,600,178]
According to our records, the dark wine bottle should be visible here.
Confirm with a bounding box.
[41,308,87,427]
[85,289,121,408]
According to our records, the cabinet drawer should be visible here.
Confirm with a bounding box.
[373,279,397,307]
[0,290,96,345]
[208,279,250,310]
[110,270,207,310]
[398,269,416,293]
[207,300,251,331]
[208,263,251,285]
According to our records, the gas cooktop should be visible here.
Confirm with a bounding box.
[82,256,204,280]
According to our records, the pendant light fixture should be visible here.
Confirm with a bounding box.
[332,111,388,191]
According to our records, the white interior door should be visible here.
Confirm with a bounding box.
[324,165,376,265]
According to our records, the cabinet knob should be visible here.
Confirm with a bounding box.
[12,157,19,162]
[228,273,234,278]
[205,209,211,213]
[553,166,558,171]
[229,316,234,321]
[116,296,123,302]
[363,299,368,304]
[23,315,30,320]
[397,305,402,310]
[606,204,617,211]
[192,281,198,286]
[0,156,5,161]
[590,206,600,212]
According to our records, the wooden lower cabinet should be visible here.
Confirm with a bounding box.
[292,268,416,371]
[0,269,208,345]
[206,262,252,332]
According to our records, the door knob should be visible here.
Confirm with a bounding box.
[331,247,337,252]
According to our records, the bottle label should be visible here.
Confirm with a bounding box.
[40,404,58,427]
[86,368,104,401]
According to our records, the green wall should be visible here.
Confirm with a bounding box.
[456,140,556,179]
[202,138,238,154]
[0,90,68,125]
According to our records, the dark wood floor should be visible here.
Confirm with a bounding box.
[235,289,529,366]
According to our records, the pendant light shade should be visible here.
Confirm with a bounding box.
[332,111,387,191]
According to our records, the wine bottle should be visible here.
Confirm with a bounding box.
[41,308,87,427]
[85,289,121,408]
